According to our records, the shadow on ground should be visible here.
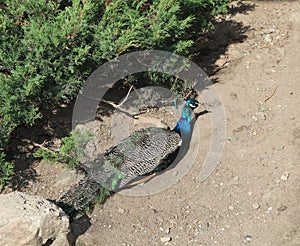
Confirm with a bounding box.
[6,102,74,190]
[68,215,91,246]
[192,2,255,77]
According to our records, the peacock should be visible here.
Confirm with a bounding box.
[56,98,200,217]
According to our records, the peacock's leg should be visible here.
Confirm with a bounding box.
[126,172,157,187]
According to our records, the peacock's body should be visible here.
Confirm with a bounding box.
[57,99,199,217]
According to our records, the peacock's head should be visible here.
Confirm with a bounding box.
[174,98,200,134]
[185,98,200,110]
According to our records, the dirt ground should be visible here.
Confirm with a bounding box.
[4,1,300,245]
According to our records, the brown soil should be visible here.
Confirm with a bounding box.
[4,1,300,245]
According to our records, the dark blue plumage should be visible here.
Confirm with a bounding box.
[174,98,199,135]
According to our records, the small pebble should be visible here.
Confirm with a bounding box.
[252,202,260,210]
[252,115,258,122]
[215,57,227,67]
[277,204,287,212]
[280,171,289,181]
[160,236,171,243]
[245,235,252,242]
[233,176,239,181]
[264,34,273,43]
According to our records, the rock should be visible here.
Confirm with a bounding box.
[215,58,227,68]
[252,202,260,210]
[160,236,171,243]
[252,115,258,122]
[244,235,252,242]
[280,171,289,181]
[0,192,70,246]
[233,176,239,181]
[277,204,287,212]
[264,34,273,43]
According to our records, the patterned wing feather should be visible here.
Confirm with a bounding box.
[105,127,181,187]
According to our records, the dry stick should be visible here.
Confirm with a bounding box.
[260,45,272,49]
[101,85,139,119]
[102,85,135,109]
[264,86,278,102]
[119,85,135,107]
[23,139,59,152]
[81,85,167,119]
[79,85,138,119]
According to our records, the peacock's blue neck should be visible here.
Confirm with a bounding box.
[173,105,193,136]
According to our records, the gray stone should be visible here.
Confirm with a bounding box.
[252,202,260,210]
[280,171,289,181]
[160,236,171,243]
[0,192,70,246]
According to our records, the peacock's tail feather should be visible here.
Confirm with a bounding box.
[57,176,111,217]
[57,161,127,217]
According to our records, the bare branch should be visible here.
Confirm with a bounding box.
[118,85,135,107]
[101,85,139,118]
[23,139,60,152]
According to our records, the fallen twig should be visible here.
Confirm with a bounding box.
[102,85,135,109]
[264,86,278,102]
[102,85,139,119]
[118,85,135,107]
[23,139,59,152]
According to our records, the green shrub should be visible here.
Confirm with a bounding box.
[34,129,94,169]
[0,152,14,189]
[0,0,229,184]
